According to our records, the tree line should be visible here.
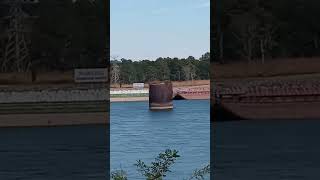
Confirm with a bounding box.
[0,0,107,73]
[213,0,320,63]
[111,52,210,84]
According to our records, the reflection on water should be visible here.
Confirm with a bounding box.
[111,100,210,179]
[214,120,320,180]
[0,125,108,180]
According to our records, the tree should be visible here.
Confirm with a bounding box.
[231,10,260,62]
[258,24,277,63]
[144,64,158,82]
[155,58,170,81]
[188,164,210,180]
[109,53,210,84]
[111,63,120,84]
[110,149,210,180]
[199,52,210,62]
[111,170,127,180]
[134,149,180,180]
[213,0,320,62]
[119,58,136,84]
[182,63,197,81]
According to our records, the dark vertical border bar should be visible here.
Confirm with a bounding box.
[105,0,110,177]
[211,0,218,178]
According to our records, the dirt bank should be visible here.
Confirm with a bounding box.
[212,57,320,79]
[111,97,148,102]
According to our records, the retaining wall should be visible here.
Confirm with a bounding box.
[0,88,108,103]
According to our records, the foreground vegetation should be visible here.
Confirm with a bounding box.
[111,149,210,180]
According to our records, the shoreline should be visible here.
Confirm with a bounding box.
[0,83,109,127]
[110,96,210,103]
[110,97,149,102]
[111,84,210,102]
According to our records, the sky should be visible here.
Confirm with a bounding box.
[110,0,210,61]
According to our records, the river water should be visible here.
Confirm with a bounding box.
[0,125,108,180]
[111,100,210,179]
[214,120,320,180]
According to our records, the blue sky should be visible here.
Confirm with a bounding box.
[111,0,210,61]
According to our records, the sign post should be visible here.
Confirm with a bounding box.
[74,68,108,83]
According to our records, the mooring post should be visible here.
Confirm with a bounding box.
[149,81,173,110]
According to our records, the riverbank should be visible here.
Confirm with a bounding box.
[111,80,209,102]
[110,84,210,102]
[212,57,320,79]
[0,83,108,127]
[111,97,148,102]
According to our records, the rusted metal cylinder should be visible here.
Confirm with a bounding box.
[149,81,173,110]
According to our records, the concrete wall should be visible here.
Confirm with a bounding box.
[110,89,148,95]
[0,88,108,103]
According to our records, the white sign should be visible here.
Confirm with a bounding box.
[133,83,145,89]
[74,68,108,83]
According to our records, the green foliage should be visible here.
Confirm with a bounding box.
[111,53,210,84]
[188,164,210,180]
[134,149,180,180]
[111,170,128,180]
[111,149,210,180]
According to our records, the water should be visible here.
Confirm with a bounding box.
[111,100,210,179]
[0,125,108,180]
[214,120,320,180]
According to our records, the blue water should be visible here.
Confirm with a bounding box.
[214,120,320,180]
[111,100,210,179]
[0,125,108,180]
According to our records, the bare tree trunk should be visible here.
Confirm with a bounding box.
[247,38,252,62]
[219,32,224,63]
[260,39,265,64]
[111,63,120,84]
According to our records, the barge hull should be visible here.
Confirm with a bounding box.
[219,101,320,120]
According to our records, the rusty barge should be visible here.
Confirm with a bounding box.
[173,85,210,100]
[213,80,320,121]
